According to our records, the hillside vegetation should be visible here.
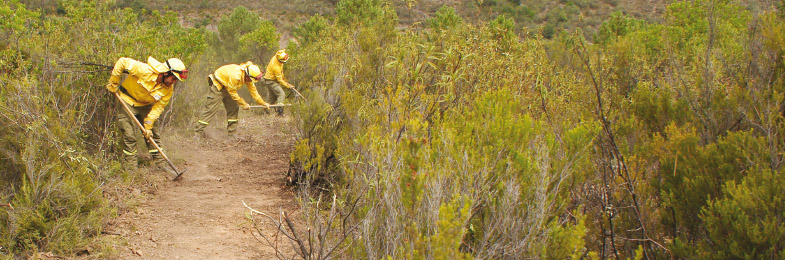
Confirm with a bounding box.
[21,0,781,40]
[1,0,784,259]
[283,0,785,258]
[0,0,206,256]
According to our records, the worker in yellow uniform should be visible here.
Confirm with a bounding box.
[105,56,188,170]
[195,61,270,137]
[262,49,295,116]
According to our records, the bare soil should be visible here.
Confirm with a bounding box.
[106,113,298,259]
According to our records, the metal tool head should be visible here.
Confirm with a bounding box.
[172,168,187,181]
[161,166,186,181]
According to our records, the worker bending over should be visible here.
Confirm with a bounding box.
[106,56,188,170]
[195,61,270,137]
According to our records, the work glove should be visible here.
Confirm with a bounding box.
[106,82,119,93]
[241,103,251,110]
[142,129,153,139]
[106,75,120,93]
[259,102,270,109]
[143,120,154,138]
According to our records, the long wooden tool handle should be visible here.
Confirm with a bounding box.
[249,104,291,108]
[114,92,182,176]
[290,87,305,99]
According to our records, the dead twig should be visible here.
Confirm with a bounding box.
[283,211,309,258]
[242,200,299,242]
[1,203,13,211]
[59,61,113,70]
[243,200,303,259]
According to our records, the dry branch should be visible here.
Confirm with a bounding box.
[283,211,309,258]
[243,189,364,260]
[243,200,303,259]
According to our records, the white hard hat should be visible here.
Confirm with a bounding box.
[148,57,188,81]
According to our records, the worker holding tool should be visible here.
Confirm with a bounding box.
[195,61,270,137]
[105,56,188,171]
[262,49,296,117]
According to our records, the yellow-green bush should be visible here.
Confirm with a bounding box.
[284,0,785,258]
[286,1,596,258]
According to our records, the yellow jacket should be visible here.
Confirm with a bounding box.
[106,57,173,130]
[263,54,293,88]
[208,62,267,107]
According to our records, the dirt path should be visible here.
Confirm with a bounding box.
[108,113,298,259]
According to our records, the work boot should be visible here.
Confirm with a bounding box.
[154,158,166,168]
[123,155,138,171]
[195,129,207,139]
[123,162,138,171]
[227,131,238,141]
[275,107,284,117]
[152,157,165,170]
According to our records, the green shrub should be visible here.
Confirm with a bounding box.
[542,22,556,38]
[293,14,329,45]
[238,20,279,61]
[216,6,266,63]
[427,5,463,31]
[487,14,517,50]
[596,11,647,45]
[700,168,785,258]
[0,0,205,257]
[336,0,397,26]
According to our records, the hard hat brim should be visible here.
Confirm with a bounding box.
[173,72,185,81]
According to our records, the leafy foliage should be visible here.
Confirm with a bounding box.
[427,5,463,31]
[3,0,785,259]
[335,0,396,26]
[216,6,278,63]
[596,11,647,45]
[283,0,785,258]
[238,20,280,62]
[0,0,205,257]
[700,168,785,258]
[293,14,329,45]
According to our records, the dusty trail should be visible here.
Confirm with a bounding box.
[108,114,298,259]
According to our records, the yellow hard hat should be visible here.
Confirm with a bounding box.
[276,49,289,63]
[246,64,263,82]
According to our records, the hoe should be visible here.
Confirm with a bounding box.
[115,92,186,180]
